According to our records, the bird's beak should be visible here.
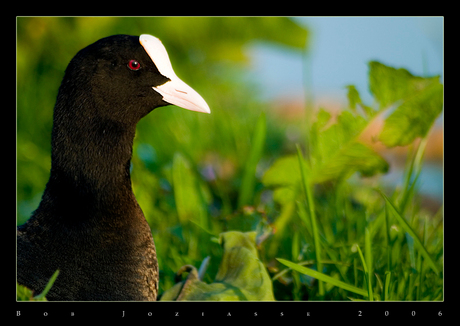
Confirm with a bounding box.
[140,34,211,114]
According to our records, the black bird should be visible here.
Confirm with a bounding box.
[17,34,210,301]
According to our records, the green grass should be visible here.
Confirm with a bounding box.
[275,185,443,301]
[276,258,369,298]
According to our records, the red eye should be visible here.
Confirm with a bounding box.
[128,60,141,70]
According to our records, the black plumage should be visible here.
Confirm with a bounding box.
[17,34,210,301]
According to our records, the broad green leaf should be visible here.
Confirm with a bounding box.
[311,110,362,164]
[17,283,36,301]
[262,155,300,188]
[369,61,443,147]
[161,231,275,301]
[314,142,389,182]
[276,258,368,298]
[264,107,389,188]
[369,61,440,108]
[310,109,388,182]
[379,82,443,147]
[272,186,297,205]
[314,108,332,130]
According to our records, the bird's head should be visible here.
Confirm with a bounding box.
[59,34,210,125]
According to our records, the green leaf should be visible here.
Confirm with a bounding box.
[17,283,35,301]
[379,82,443,147]
[238,112,266,208]
[262,155,300,188]
[369,61,439,108]
[276,258,368,298]
[346,85,362,112]
[345,85,374,117]
[263,107,389,188]
[314,142,389,182]
[315,108,332,130]
[369,61,443,147]
[377,190,440,275]
[161,231,275,301]
[310,109,389,182]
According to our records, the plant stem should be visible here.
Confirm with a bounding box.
[296,144,324,296]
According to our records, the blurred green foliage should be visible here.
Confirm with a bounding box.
[17,17,443,301]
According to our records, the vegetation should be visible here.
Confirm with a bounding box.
[17,17,443,301]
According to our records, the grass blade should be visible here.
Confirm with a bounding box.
[33,270,60,300]
[356,244,373,301]
[238,112,266,208]
[364,228,374,300]
[377,190,439,275]
[416,218,427,300]
[384,271,391,301]
[277,258,368,298]
[364,227,373,281]
[384,206,392,270]
[296,145,324,296]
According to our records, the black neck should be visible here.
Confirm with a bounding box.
[40,88,140,220]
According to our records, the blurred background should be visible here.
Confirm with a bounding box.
[16,17,443,299]
[247,17,443,204]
